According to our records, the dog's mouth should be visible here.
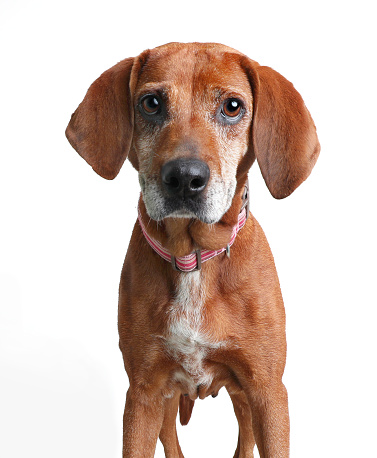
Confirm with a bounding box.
[160,195,210,221]
[144,190,215,223]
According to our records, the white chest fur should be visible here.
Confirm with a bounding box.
[165,270,223,394]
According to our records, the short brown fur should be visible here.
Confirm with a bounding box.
[66,42,319,457]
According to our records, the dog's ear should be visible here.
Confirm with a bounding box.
[66,57,139,179]
[243,59,320,199]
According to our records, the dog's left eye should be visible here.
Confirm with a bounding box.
[222,98,242,118]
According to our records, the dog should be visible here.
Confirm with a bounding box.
[66,42,320,457]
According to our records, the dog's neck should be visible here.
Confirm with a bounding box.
[138,178,249,257]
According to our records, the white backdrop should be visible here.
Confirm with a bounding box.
[1,0,376,457]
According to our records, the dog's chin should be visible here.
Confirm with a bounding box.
[167,209,222,224]
[166,209,198,220]
[145,204,222,225]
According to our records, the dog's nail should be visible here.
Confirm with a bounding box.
[212,392,218,398]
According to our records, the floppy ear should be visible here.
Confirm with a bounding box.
[243,59,320,199]
[65,57,136,179]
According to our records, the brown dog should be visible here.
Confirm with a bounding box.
[66,42,319,457]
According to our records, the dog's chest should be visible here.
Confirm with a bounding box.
[164,271,223,388]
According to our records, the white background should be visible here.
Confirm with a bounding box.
[1,0,376,457]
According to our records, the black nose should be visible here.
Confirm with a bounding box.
[161,158,210,198]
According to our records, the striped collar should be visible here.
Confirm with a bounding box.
[138,207,247,272]
[137,183,249,273]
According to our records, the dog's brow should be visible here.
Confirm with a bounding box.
[211,87,252,103]
[136,82,172,97]
[136,82,251,104]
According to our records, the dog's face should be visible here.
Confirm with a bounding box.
[132,46,253,224]
[66,42,320,218]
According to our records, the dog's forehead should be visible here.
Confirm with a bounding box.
[135,44,251,97]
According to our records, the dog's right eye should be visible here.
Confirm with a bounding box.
[140,95,161,115]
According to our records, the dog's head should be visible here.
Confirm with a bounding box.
[66,43,320,224]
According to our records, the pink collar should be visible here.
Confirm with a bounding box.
[137,204,248,273]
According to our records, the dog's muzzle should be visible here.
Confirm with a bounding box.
[140,157,231,223]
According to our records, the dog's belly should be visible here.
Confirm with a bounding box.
[164,270,228,399]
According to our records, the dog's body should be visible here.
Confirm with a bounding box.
[66,43,319,457]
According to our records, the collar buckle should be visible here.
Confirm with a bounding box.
[226,244,231,258]
[241,179,250,220]
[171,249,202,272]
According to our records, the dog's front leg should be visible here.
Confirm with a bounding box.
[243,379,289,458]
[122,386,165,458]
[227,389,255,458]
[159,391,184,458]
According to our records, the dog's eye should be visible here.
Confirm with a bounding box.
[141,95,161,115]
[222,98,242,118]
